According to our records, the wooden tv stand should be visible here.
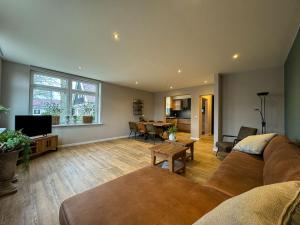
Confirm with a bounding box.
[18,134,58,164]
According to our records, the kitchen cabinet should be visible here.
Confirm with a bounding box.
[177,119,191,133]
[173,100,182,110]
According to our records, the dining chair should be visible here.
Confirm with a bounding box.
[137,122,146,137]
[145,124,157,144]
[128,122,138,139]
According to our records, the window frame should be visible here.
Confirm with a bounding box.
[29,67,101,125]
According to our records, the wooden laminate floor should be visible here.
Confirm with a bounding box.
[0,133,222,225]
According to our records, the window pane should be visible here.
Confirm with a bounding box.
[32,88,67,123]
[72,80,97,92]
[33,73,68,88]
[72,93,96,122]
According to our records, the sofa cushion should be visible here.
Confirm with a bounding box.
[233,133,276,155]
[60,166,230,225]
[263,136,300,185]
[205,151,264,196]
[193,181,300,225]
[263,135,290,161]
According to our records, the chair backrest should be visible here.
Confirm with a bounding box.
[237,126,258,140]
[145,124,156,133]
[137,123,146,132]
[129,122,138,132]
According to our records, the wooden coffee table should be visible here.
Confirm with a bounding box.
[166,139,196,160]
[149,143,188,173]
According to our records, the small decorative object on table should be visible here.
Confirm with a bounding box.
[167,126,177,141]
[0,130,31,197]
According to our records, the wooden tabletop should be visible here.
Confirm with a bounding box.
[141,122,172,127]
[166,139,196,145]
[149,143,188,156]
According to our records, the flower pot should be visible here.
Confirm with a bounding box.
[83,116,93,124]
[52,115,60,125]
[169,133,176,141]
[0,151,19,197]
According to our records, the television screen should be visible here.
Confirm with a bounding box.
[15,115,52,137]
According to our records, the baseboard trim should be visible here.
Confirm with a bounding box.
[58,135,128,148]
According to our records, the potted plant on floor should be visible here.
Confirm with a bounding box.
[82,103,95,124]
[43,103,62,125]
[0,129,31,196]
[167,126,177,141]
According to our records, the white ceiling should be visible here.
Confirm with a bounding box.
[0,0,299,92]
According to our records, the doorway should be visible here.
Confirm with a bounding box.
[199,95,214,136]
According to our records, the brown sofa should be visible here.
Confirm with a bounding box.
[59,135,300,225]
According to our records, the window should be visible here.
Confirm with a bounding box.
[30,69,101,125]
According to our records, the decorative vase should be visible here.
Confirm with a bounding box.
[169,133,176,141]
[83,116,93,124]
[0,150,19,197]
[52,115,60,125]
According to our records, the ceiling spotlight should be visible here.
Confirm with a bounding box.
[170,86,173,89]
[78,66,82,70]
[232,53,239,59]
[204,80,208,84]
[177,69,182,74]
[113,32,120,41]
[135,81,138,85]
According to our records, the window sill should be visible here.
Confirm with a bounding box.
[52,123,104,128]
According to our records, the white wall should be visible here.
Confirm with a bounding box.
[0,60,155,145]
[154,85,214,139]
[221,67,284,136]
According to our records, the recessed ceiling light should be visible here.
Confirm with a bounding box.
[232,53,239,59]
[177,69,182,74]
[204,80,208,84]
[170,86,173,89]
[135,81,138,85]
[78,66,82,70]
[113,32,120,41]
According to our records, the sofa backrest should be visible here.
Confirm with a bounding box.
[263,135,300,185]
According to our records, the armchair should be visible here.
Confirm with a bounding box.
[216,126,258,156]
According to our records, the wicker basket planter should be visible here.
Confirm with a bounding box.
[83,116,93,124]
[52,115,60,125]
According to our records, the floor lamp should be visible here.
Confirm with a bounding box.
[255,92,269,134]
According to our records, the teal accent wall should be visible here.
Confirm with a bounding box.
[285,27,300,143]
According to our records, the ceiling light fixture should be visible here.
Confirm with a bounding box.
[204,80,208,84]
[177,69,182,74]
[113,32,120,41]
[170,86,173,89]
[78,66,82,70]
[232,53,239,59]
[135,81,138,85]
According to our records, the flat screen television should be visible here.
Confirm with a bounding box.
[15,115,52,137]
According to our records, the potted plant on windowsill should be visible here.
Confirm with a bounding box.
[167,126,177,141]
[82,103,95,124]
[43,103,63,125]
[0,130,31,196]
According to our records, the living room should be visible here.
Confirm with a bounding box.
[0,1,300,225]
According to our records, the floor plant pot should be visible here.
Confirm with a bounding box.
[52,115,60,125]
[83,116,93,124]
[0,150,19,197]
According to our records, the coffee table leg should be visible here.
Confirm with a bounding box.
[168,156,174,172]
[151,151,156,165]
[191,143,194,160]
